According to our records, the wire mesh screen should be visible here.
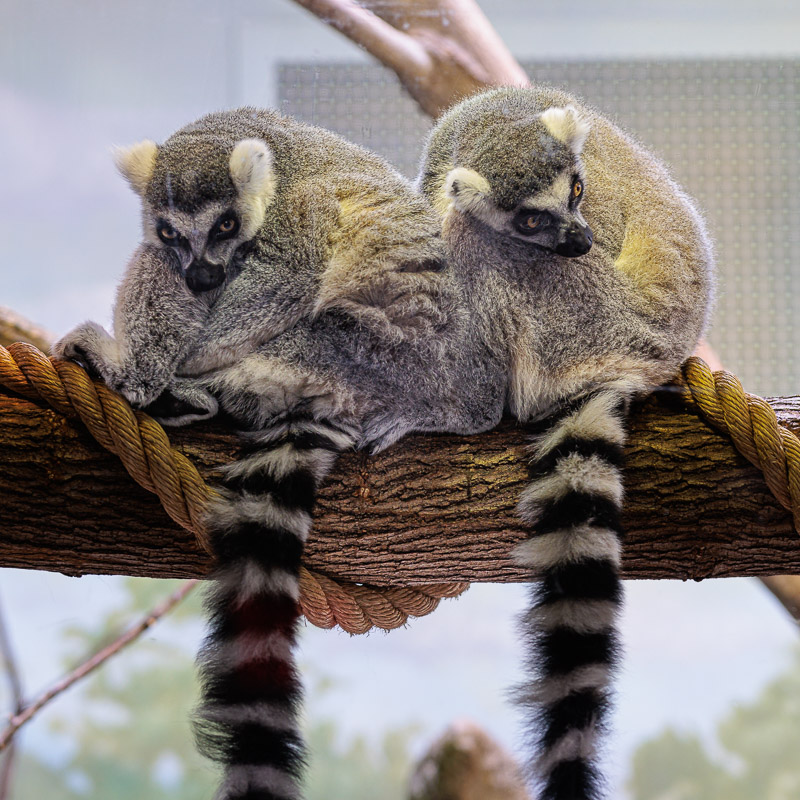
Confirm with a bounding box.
[278,60,800,397]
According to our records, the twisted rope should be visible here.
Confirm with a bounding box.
[0,342,468,634]
[681,356,800,532]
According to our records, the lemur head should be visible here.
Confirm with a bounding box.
[426,96,593,259]
[114,136,275,293]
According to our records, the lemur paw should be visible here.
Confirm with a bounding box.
[144,380,219,427]
[52,322,156,407]
[51,322,115,382]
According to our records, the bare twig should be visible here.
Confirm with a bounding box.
[0,594,24,800]
[0,579,198,753]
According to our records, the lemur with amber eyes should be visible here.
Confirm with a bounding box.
[417,86,713,800]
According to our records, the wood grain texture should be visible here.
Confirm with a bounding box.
[1,386,799,584]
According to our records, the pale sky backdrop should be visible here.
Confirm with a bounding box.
[2,1,800,797]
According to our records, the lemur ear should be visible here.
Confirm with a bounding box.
[113,140,158,196]
[229,139,276,235]
[444,167,491,215]
[540,105,591,155]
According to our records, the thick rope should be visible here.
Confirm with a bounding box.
[0,342,468,634]
[681,357,800,532]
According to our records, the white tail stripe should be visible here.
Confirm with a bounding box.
[221,444,339,484]
[198,701,297,732]
[512,526,622,571]
[535,726,599,777]
[243,420,357,452]
[212,560,300,604]
[517,663,613,708]
[207,495,312,542]
[516,455,623,523]
[522,597,619,634]
[533,390,627,460]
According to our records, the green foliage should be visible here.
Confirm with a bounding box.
[6,577,416,800]
[306,720,418,800]
[628,648,800,800]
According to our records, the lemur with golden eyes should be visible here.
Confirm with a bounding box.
[417,86,714,800]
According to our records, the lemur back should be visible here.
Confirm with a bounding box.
[54,107,507,800]
[418,86,714,800]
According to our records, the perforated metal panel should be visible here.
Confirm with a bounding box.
[279,60,800,396]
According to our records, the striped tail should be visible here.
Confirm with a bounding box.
[513,388,629,800]
[194,415,356,800]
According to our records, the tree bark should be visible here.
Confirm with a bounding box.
[1,384,799,584]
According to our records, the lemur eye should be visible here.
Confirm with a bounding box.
[572,180,583,199]
[157,223,179,244]
[513,210,551,236]
[214,214,240,240]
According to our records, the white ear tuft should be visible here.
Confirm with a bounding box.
[113,140,158,196]
[540,105,591,155]
[230,139,275,203]
[444,167,491,215]
[229,139,276,234]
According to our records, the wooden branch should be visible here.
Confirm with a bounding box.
[760,575,800,625]
[292,0,528,116]
[0,308,54,354]
[1,383,799,584]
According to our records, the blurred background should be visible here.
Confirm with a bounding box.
[2,1,800,798]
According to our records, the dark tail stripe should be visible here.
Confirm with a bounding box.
[224,723,305,766]
[543,759,600,800]
[203,667,303,708]
[540,689,609,748]
[533,493,622,537]
[211,522,305,573]
[206,592,299,644]
[538,558,623,605]
[221,467,318,513]
[227,790,292,800]
[540,627,620,676]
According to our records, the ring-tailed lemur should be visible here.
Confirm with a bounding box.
[417,86,714,800]
[53,107,508,800]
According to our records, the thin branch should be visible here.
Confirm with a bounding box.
[0,579,198,754]
[0,595,23,800]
